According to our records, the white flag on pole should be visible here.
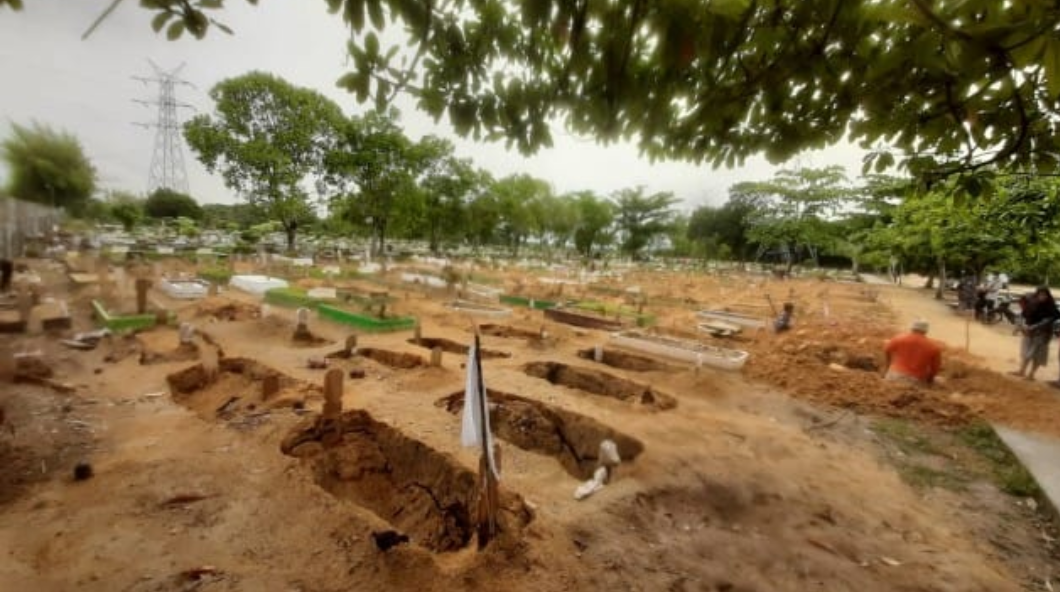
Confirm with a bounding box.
[461,341,500,479]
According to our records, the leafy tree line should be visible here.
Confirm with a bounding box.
[684,166,1060,288]
[182,71,681,258]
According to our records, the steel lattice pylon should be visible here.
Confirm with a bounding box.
[134,61,194,194]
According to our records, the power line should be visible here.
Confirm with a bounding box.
[133,60,194,195]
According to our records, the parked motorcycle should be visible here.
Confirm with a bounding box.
[981,293,1020,325]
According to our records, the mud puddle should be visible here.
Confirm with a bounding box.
[523,361,677,410]
[436,389,643,479]
[281,410,533,552]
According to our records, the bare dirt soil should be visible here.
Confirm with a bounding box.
[0,261,1056,591]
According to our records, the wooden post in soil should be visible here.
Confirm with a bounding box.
[323,368,343,420]
[474,331,499,549]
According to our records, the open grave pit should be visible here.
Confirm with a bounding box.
[576,347,674,372]
[166,357,321,427]
[479,324,540,340]
[281,409,533,553]
[407,337,511,359]
[436,388,643,479]
[522,361,677,411]
[355,347,427,370]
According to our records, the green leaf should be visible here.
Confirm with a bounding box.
[166,19,185,40]
[367,0,384,29]
[364,31,380,57]
[151,10,172,32]
[198,0,223,9]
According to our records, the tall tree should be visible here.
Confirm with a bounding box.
[687,195,760,263]
[612,187,678,259]
[1,121,96,212]
[732,166,852,271]
[117,1,1060,180]
[184,71,343,250]
[491,174,551,256]
[324,110,421,256]
[144,188,203,220]
[571,191,614,259]
[416,142,481,253]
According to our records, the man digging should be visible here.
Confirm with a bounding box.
[883,320,941,385]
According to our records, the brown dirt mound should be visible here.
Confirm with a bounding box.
[407,337,510,359]
[166,357,320,425]
[281,409,533,553]
[357,347,426,369]
[522,361,677,410]
[576,347,673,372]
[436,388,644,479]
[744,319,1060,434]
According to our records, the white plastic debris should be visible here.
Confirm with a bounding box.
[574,466,609,501]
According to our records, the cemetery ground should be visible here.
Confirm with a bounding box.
[0,257,1058,591]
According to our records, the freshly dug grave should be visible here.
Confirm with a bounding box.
[576,347,673,372]
[356,347,426,369]
[281,409,533,553]
[544,307,625,331]
[166,357,320,425]
[479,324,540,339]
[436,388,644,479]
[407,336,510,359]
[522,361,677,410]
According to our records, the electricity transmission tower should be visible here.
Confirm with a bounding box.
[133,61,194,194]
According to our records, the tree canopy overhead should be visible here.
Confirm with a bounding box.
[82,0,1060,178]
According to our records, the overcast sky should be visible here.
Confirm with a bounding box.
[0,0,865,210]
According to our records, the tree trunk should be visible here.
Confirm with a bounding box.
[935,259,946,300]
[284,224,297,252]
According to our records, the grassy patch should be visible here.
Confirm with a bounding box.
[871,418,1041,498]
[871,418,943,457]
[956,422,1041,497]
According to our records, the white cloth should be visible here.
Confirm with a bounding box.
[461,342,500,479]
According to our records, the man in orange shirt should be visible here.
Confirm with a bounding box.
[884,320,942,384]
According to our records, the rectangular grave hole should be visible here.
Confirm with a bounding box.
[281,410,533,553]
[436,389,643,479]
[166,357,319,424]
[356,347,426,369]
[576,347,673,372]
[407,337,510,359]
[522,361,677,410]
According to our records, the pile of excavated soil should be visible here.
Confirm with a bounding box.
[744,318,1060,435]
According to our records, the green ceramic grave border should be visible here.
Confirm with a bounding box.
[316,303,416,333]
[499,294,557,310]
[92,300,174,332]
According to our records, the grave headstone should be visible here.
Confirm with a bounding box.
[323,368,343,419]
[179,322,196,345]
[430,347,443,368]
[135,278,153,314]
